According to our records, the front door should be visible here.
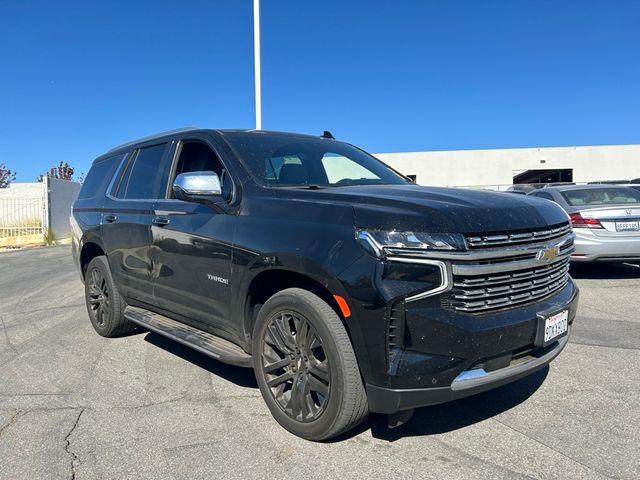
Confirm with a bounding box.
[150,139,238,340]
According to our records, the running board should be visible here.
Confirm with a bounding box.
[124,306,252,368]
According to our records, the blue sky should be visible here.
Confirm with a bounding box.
[1,0,639,182]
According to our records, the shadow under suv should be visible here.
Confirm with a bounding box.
[71,128,579,440]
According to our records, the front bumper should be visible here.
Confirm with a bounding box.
[365,280,579,414]
[367,328,570,413]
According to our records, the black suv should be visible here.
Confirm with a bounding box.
[72,128,579,440]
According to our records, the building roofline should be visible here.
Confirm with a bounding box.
[375,143,640,156]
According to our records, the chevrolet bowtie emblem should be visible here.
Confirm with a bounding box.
[536,245,560,263]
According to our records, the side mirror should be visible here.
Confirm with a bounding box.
[173,171,222,204]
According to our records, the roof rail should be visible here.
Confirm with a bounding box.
[106,127,199,153]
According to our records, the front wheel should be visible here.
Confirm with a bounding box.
[252,288,368,441]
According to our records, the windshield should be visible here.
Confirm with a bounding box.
[561,187,640,206]
[221,132,409,188]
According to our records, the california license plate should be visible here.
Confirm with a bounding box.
[616,221,639,232]
[544,310,568,343]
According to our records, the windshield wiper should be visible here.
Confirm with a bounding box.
[291,184,325,190]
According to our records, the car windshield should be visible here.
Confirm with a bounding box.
[561,187,640,206]
[221,132,409,188]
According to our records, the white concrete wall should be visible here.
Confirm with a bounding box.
[0,179,80,240]
[46,178,81,240]
[0,182,46,199]
[0,183,46,227]
[375,144,640,187]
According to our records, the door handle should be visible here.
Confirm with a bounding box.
[152,216,170,226]
[104,214,117,223]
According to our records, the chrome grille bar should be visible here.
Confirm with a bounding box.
[466,223,571,249]
[448,257,570,313]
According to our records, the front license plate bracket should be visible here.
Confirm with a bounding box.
[534,309,569,347]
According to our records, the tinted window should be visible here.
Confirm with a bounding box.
[78,154,125,199]
[121,144,170,199]
[533,191,554,201]
[174,141,223,177]
[561,187,640,206]
[112,156,134,198]
[222,132,408,187]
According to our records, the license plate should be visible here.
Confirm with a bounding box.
[544,310,568,343]
[616,221,639,232]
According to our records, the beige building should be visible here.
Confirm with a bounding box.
[376,144,640,189]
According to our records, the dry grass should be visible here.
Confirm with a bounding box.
[0,216,43,238]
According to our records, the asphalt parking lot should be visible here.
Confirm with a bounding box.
[1,246,639,480]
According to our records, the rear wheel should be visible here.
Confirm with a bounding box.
[252,288,368,440]
[84,256,135,337]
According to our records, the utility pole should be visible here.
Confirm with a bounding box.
[254,0,262,130]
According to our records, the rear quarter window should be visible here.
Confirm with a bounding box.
[77,154,126,199]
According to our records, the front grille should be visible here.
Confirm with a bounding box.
[448,256,570,313]
[466,222,571,249]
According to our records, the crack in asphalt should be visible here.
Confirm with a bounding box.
[490,416,615,479]
[4,304,85,316]
[0,310,87,368]
[131,395,189,410]
[568,340,640,351]
[0,410,23,441]
[64,408,85,480]
[0,313,18,355]
[0,392,71,397]
[579,306,640,322]
[163,439,223,453]
[424,434,539,480]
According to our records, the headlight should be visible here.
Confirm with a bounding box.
[356,228,465,257]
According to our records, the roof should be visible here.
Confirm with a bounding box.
[542,184,640,192]
[105,128,329,155]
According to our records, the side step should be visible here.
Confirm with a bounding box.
[124,306,252,368]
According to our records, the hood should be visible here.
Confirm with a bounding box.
[276,184,569,233]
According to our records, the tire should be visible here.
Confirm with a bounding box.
[252,288,368,441]
[84,256,135,337]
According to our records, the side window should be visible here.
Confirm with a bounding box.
[170,141,225,198]
[77,154,125,199]
[113,144,170,200]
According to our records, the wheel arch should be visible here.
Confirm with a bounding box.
[242,268,351,352]
[80,241,106,278]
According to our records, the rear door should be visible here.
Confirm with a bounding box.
[101,142,173,304]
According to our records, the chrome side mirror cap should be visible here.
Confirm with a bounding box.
[173,171,222,200]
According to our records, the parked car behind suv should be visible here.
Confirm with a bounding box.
[72,128,579,440]
[529,185,640,263]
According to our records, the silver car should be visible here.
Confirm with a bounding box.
[529,185,640,263]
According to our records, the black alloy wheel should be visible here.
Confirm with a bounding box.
[84,256,134,337]
[252,288,369,441]
[87,267,110,328]
[261,310,331,422]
